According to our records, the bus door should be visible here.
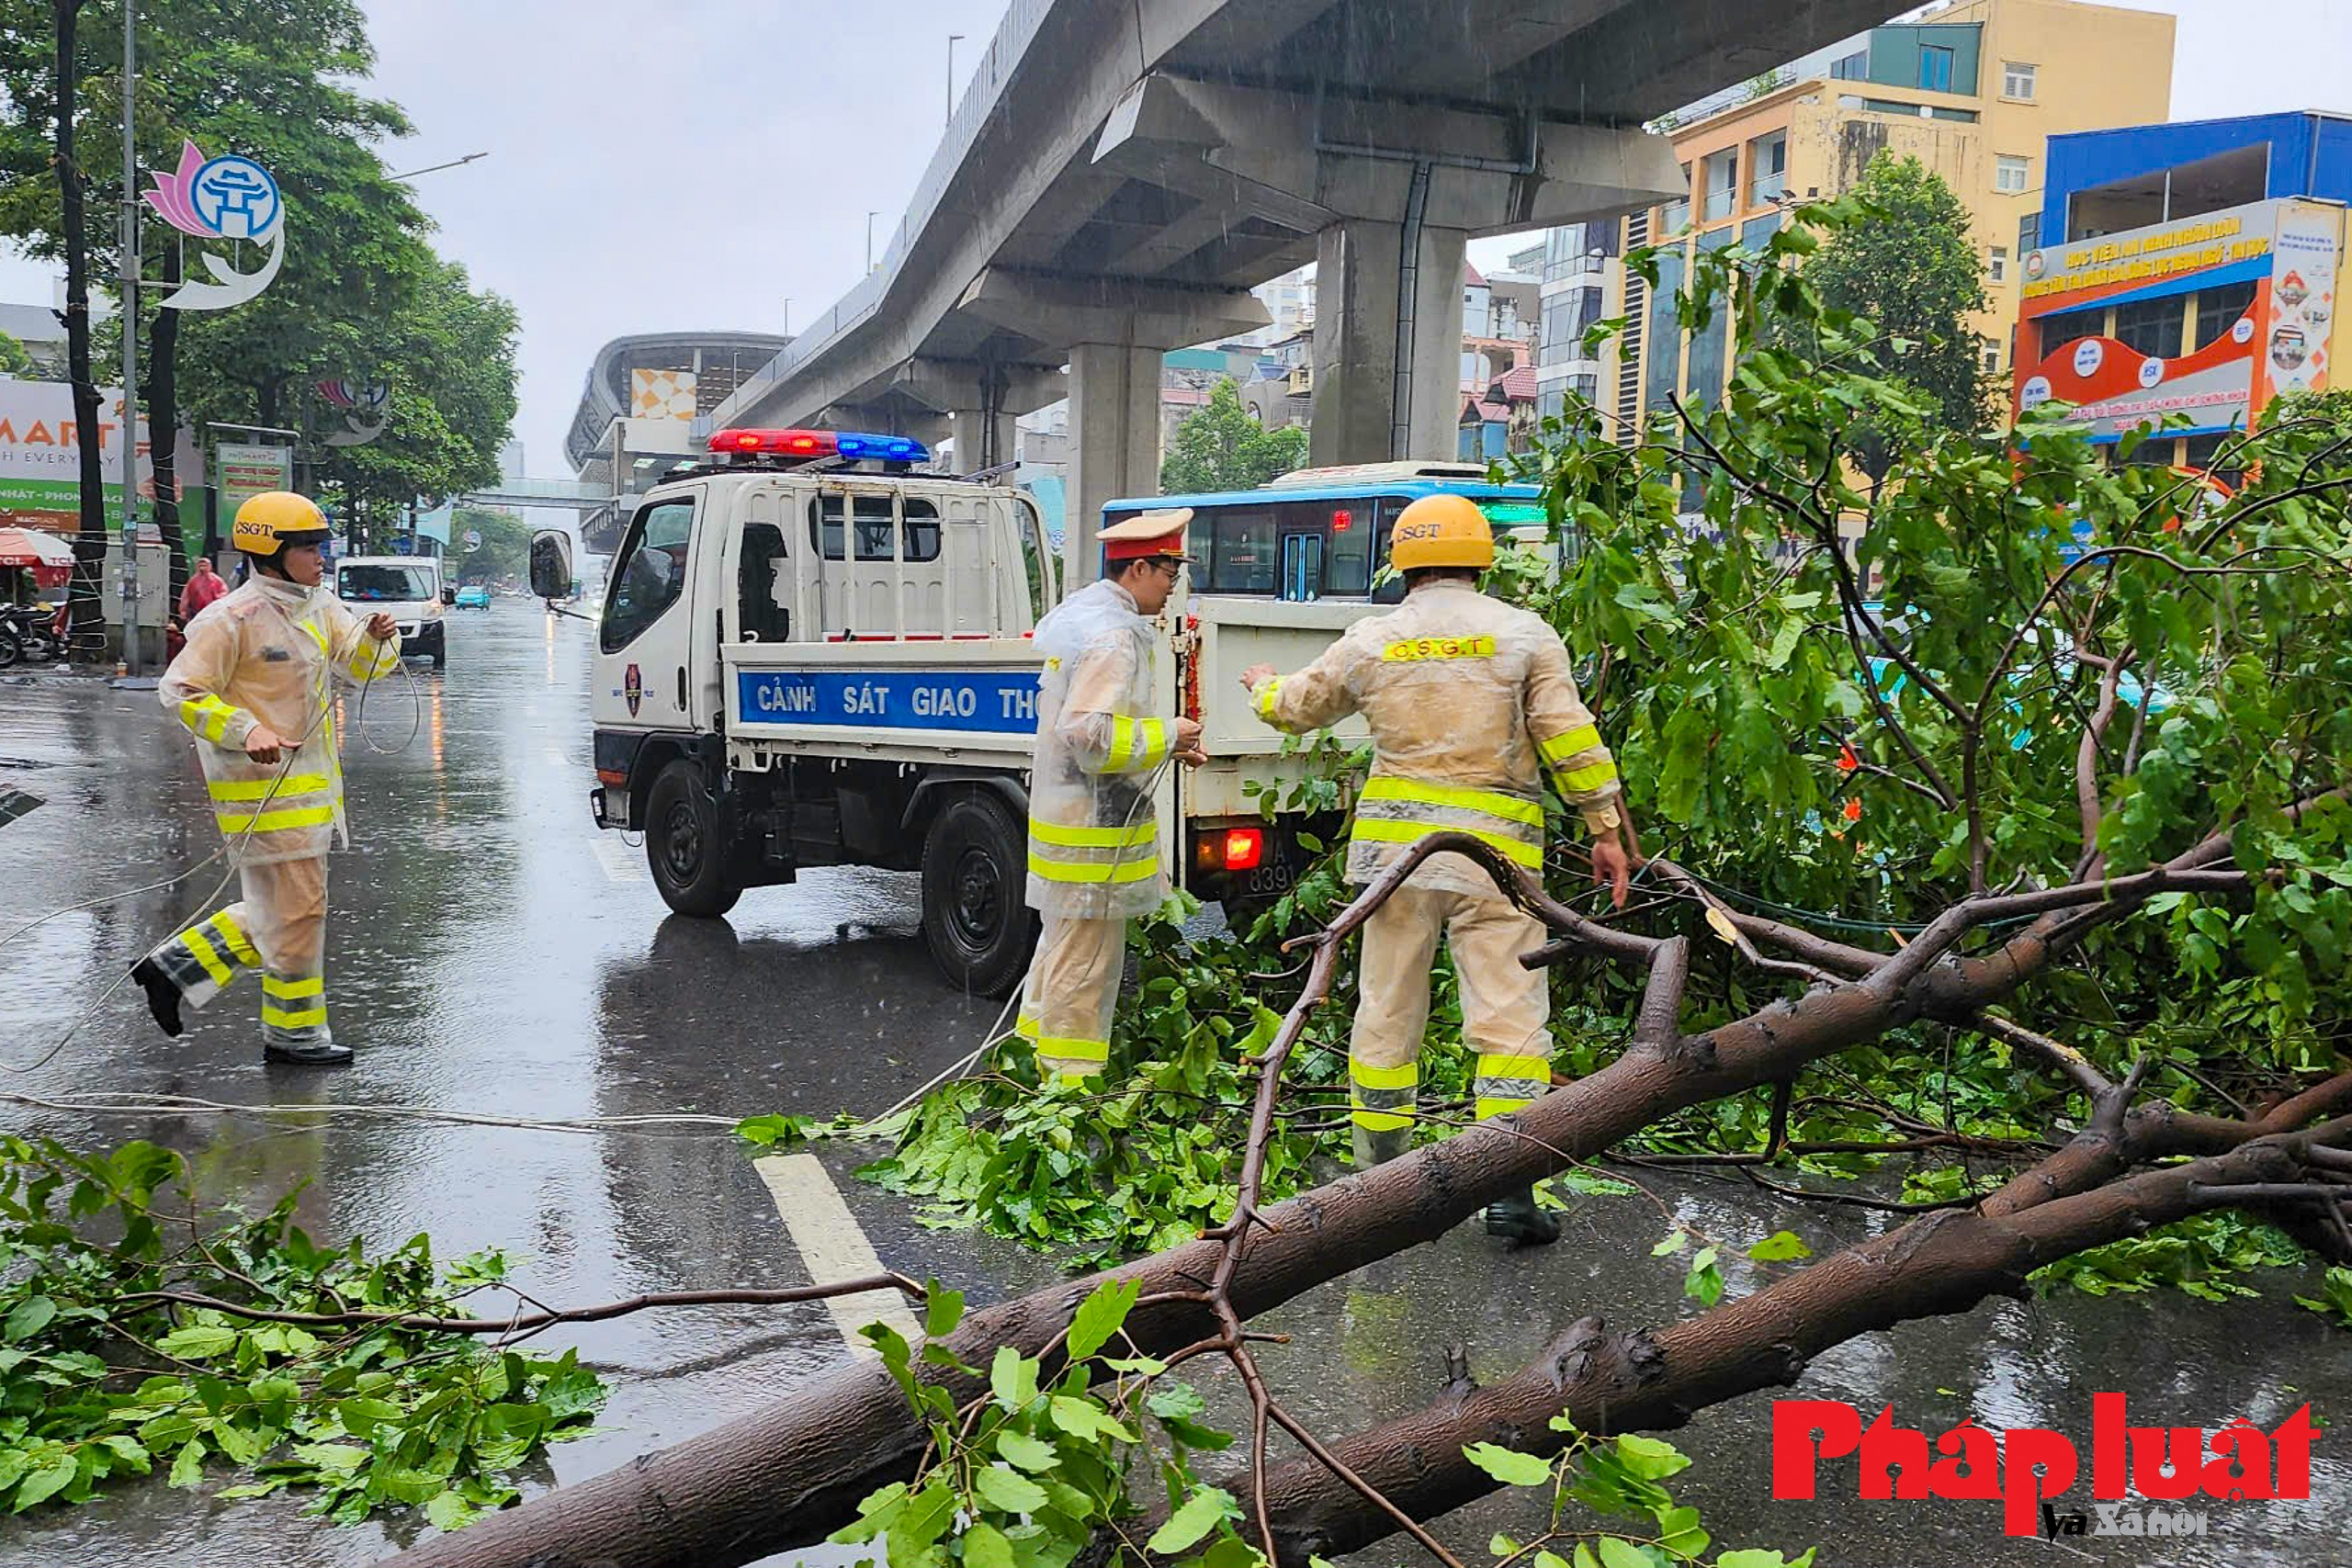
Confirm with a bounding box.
[1277,529,1323,602]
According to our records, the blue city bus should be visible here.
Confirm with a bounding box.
[1101,461,1557,603]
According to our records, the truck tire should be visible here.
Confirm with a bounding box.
[646,760,741,919]
[920,789,1035,998]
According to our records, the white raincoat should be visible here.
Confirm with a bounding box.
[158,576,401,868]
[1023,577,1170,920]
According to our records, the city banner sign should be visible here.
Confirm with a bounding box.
[0,381,198,534]
[2015,197,2344,440]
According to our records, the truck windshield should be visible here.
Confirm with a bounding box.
[337,564,435,602]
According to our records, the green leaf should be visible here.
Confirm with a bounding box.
[925,1280,967,1338]
[989,1346,1039,1411]
[1613,1434,1691,1480]
[424,1488,480,1530]
[1651,1231,1687,1257]
[1597,1540,1656,1568]
[1047,1394,1134,1443]
[1146,1485,1237,1554]
[963,1519,1016,1568]
[166,1438,207,1489]
[992,1430,1059,1472]
[1655,1505,1709,1560]
[1462,1442,1554,1487]
[4,1295,56,1342]
[156,1324,240,1360]
[12,1453,75,1511]
[972,1464,1048,1516]
[1746,1230,1812,1262]
[1065,1277,1140,1360]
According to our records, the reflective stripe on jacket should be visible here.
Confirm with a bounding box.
[1246,581,1621,899]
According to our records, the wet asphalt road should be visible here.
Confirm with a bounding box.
[0,598,2346,1567]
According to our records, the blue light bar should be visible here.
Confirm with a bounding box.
[834,432,929,463]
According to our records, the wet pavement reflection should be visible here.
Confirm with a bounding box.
[0,601,2343,1566]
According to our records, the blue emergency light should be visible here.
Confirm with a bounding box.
[835,433,929,462]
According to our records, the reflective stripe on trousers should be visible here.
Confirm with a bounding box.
[141,858,331,1042]
[1017,913,1125,1082]
[1349,883,1554,1126]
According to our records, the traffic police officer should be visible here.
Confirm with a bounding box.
[1240,493,1629,1243]
[1018,511,1204,1082]
[133,491,401,1065]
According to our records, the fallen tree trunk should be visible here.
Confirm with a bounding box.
[1247,1077,2352,1562]
[386,826,2275,1568]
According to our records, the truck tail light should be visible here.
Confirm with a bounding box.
[596,767,628,786]
[1222,828,1263,871]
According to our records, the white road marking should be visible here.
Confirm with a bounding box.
[588,834,647,885]
[753,1153,923,1357]
[545,746,571,770]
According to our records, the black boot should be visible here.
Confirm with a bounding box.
[1484,1186,1561,1246]
[129,958,185,1038]
[264,1039,354,1066]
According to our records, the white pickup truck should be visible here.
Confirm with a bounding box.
[540,426,1547,994]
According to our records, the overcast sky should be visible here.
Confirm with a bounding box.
[1,0,2345,477]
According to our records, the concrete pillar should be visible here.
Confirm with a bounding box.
[1308,217,1467,467]
[949,409,1018,473]
[1065,341,1164,587]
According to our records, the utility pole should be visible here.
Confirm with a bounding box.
[116,0,143,680]
[946,33,964,127]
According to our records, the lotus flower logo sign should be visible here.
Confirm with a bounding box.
[142,141,286,311]
[316,378,390,447]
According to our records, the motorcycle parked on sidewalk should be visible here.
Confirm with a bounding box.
[0,605,67,669]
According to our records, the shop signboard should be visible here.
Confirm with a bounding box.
[0,381,197,534]
[215,441,294,518]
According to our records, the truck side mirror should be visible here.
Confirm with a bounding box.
[530,529,574,601]
[440,586,457,605]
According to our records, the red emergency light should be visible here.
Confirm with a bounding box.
[710,427,838,457]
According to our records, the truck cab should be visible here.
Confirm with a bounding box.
[336,555,449,668]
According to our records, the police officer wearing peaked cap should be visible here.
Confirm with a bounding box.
[1016,511,1205,1084]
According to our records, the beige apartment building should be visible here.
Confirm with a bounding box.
[1594,0,2175,435]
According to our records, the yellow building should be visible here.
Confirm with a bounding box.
[1600,0,2175,438]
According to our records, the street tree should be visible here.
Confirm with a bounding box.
[447,504,530,582]
[380,200,2352,1568]
[1766,152,1992,479]
[1161,377,1308,492]
[0,0,516,604]
[0,327,33,377]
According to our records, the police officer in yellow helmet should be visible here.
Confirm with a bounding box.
[1241,492,1630,1244]
[132,492,401,1065]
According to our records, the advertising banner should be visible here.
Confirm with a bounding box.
[0,381,198,533]
[2015,197,2345,441]
[215,441,293,517]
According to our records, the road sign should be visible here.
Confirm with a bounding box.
[464,528,481,549]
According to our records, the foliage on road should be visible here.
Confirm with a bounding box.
[0,1136,602,1525]
[1161,378,1311,494]
[837,1276,1265,1568]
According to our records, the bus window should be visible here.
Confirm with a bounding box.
[1325,505,1371,594]
[1208,507,1278,593]
[1370,496,1415,603]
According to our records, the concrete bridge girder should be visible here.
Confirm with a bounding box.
[952,267,1272,355]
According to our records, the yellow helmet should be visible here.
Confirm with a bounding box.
[232,491,333,558]
[1387,492,1494,571]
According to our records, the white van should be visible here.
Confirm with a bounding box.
[335,555,450,667]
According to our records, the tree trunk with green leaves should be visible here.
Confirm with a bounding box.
[51,0,107,661]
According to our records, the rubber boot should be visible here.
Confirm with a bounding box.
[1483,1186,1561,1246]
[129,957,185,1038]
[264,1039,354,1066]
[1351,1123,1411,1169]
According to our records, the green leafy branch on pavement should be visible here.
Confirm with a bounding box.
[0,1135,604,1525]
[1469,1418,1813,1568]
[836,1276,1262,1568]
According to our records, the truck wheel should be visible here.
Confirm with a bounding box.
[646,760,741,918]
[921,790,1035,998]
[429,633,446,670]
